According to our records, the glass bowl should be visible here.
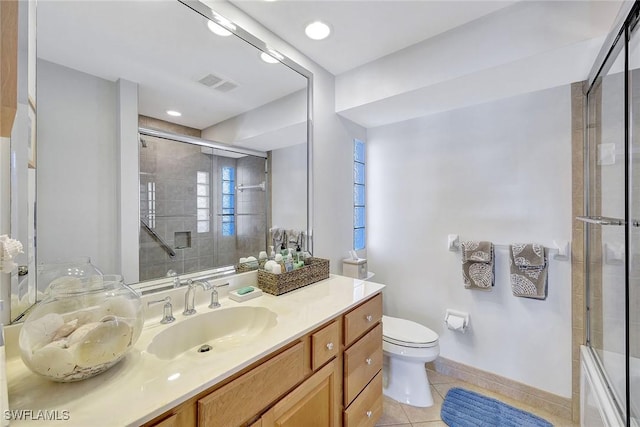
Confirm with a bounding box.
[18,275,144,382]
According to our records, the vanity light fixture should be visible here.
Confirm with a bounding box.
[305,21,331,40]
[166,110,182,117]
[207,20,232,37]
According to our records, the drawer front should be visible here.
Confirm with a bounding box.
[344,294,382,346]
[311,320,340,371]
[150,414,178,427]
[198,342,305,427]
[344,371,383,427]
[344,324,383,406]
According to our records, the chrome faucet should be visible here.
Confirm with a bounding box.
[183,279,211,316]
[147,296,175,324]
[209,282,230,309]
[166,269,180,288]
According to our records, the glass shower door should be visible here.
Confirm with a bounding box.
[585,32,627,417]
[629,20,640,425]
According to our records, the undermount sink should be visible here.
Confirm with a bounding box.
[146,306,278,360]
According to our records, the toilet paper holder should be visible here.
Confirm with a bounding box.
[444,309,469,333]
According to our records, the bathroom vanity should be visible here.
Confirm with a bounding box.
[5,275,384,426]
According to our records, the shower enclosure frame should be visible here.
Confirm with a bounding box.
[583,2,640,426]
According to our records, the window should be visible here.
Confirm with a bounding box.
[197,171,210,233]
[353,139,365,250]
[147,182,156,228]
[221,166,235,236]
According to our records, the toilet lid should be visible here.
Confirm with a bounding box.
[382,315,439,345]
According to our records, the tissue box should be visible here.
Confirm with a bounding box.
[342,258,367,279]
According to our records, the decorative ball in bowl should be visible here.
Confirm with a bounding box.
[19,275,144,382]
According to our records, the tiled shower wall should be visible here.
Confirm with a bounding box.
[571,81,586,423]
[137,116,267,281]
[139,135,217,280]
[235,156,267,258]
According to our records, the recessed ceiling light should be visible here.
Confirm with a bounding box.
[166,110,182,117]
[260,52,279,64]
[211,12,236,31]
[305,21,331,40]
[207,20,232,37]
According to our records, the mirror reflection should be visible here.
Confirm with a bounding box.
[11,0,310,320]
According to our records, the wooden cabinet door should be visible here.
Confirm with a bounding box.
[198,342,305,427]
[261,360,338,427]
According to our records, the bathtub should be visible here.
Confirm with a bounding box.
[581,345,638,427]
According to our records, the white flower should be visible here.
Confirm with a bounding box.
[0,235,23,272]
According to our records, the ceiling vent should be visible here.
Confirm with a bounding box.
[198,73,223,87]
[197,73,238,92]
[214,81,239,93]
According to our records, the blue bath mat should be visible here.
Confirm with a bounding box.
[441,387,553,427]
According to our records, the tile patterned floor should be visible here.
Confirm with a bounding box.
[376,369,579,427]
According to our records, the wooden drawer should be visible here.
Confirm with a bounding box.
[150,414,178,427]
[344,294,382,346]
[344,371,383,427]
[344,324,383,406]
[198,342,305,427]
[311,320,340,371]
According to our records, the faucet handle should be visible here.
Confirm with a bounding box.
[167,270,180,288]
[213,282,230,289]
[147,296,176,324]
[208,283,229,309]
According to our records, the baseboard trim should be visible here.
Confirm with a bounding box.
[429,357,572,421]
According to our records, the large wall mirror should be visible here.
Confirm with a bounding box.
[9,0,311,322]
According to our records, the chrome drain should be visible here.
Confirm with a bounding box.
[197,344,212,353]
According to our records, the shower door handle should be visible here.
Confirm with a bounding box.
[576,216,625,226]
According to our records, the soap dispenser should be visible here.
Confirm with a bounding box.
[284,250,294,272]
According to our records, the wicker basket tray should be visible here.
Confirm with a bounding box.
[257,257,330,296]
[235,260,260,273]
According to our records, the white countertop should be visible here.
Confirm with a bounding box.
[6,274,385,426]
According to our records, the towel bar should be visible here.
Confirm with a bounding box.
[447,236,569,261]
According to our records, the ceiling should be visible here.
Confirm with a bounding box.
[36,0,307,136]
[227,0,624,127]
[37,0,625,135]
[229,0,519,75]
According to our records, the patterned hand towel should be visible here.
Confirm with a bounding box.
[461,241,494,290]
[509,244,548,299]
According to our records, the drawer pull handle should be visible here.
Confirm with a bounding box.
[366,410,373,418]
[366,315,373,322]
[366,358,372,365]
[326,342,334,351]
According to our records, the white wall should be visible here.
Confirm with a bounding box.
[367,85,573,397]
[271,143,307,234]
[37,59,119,274]
[202,89,307,152]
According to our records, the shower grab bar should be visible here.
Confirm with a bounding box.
[576,216,625,226]
[236,181,266,192]
[140,219,177,258]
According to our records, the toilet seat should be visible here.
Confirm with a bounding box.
[382,315,439,348]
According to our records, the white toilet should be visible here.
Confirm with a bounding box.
[382,315,440,407]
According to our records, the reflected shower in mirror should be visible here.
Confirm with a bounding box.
[138,131,268,281]
[7,0,311,318]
